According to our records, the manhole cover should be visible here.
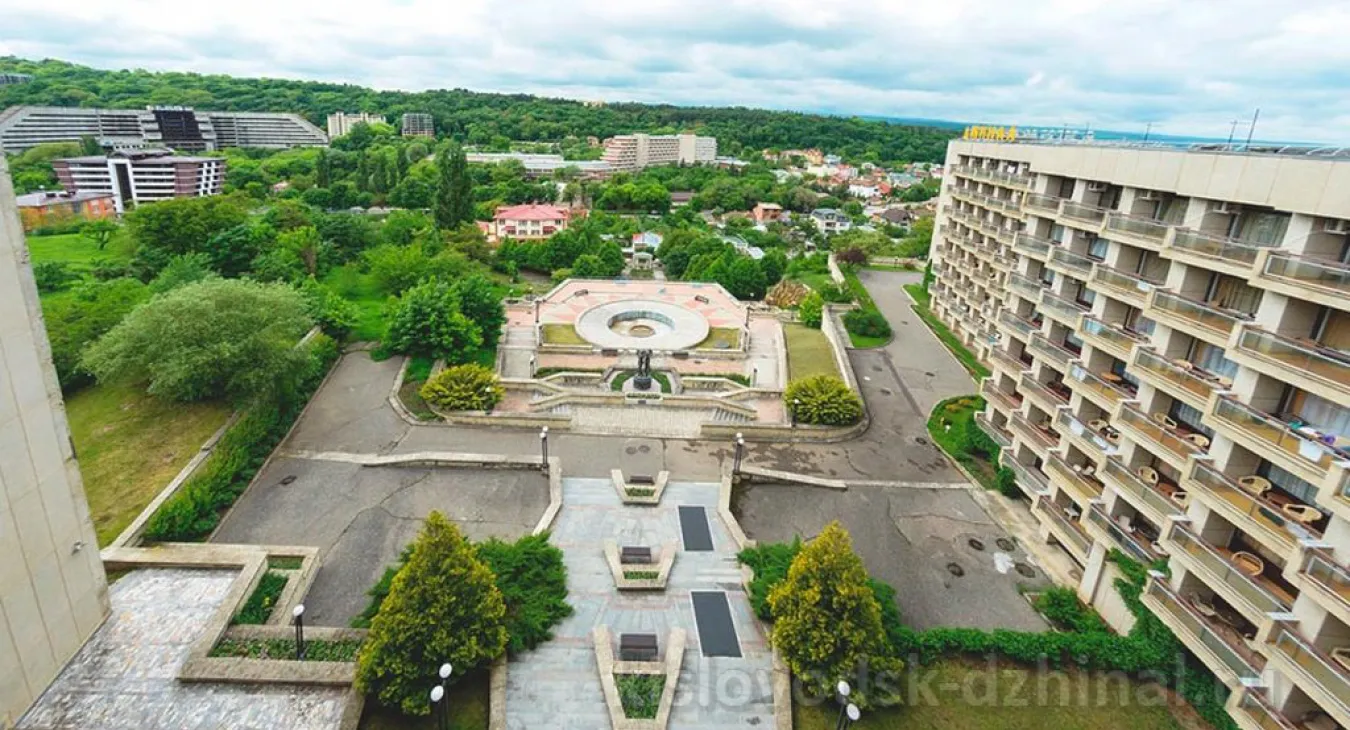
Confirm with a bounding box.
[1015,563,1037,578]
[280,475,297,485]
[967,538,985,551]
[638,445,651,454]
[914,437,929,446]
[625,446,637,455]
[880,388,893,396]
[946,563,965,577]
[995,537,1016,552]
[924,371,936,377]
[872,365,883,372]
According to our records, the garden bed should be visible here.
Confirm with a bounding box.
[541,323,588,345]
[233,570,290,625]
[927,395,1004,493]
[357,669,490,730]
[209,637,363,662]
[616,673,665,719]
[784,324,838,381]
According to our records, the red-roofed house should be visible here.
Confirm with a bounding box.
[492,204,572,241]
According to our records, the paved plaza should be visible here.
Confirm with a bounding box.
[17,569,349,730]
[505,479,774,730]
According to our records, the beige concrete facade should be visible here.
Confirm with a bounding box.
[932,140,1350,730]
[0,158,110,727]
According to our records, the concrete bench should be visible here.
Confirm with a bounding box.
[620,546,653,564]
[619,633,658,661]
[628,475,656,485]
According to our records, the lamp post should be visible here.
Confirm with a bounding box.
[540,426,549,469]
[752,366,758,387]
[292,604,305,660]
[841,703,860,729]
[791,398,801,428]
[732,433,745,476]
[529,355,536,378]
[429,685,445,730]
[434,662,453,730]
[833,680,851,730]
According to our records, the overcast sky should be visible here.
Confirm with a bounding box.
[2,0,1347,144]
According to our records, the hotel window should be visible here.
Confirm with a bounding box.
[1064,331,1085,355]
[1188,341,1238,379]
[1280,388,1349,440]
[1123,307,1156,338]
[1154,196,1187,224]
[1311,308,1350,356]
[1168,400,1214,439]
[1258,462,1323,507]
[1072,280,1096,309]
[1204,273,1263,317]
[1086,235,1109,261]
[1051,224,1066,244]
[1136,250,1168,282]
[1227,209,1289,246]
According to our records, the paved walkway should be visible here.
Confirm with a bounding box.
[745,318,783,389]
[18,569,349,730]
[506,479,774,729]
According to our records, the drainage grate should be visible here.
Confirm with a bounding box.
[691,591,742,658]
[679,506,714,551]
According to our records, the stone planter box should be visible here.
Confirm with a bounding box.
[612,469,669,505]
[593,625,686,729]
[604,540,676,591]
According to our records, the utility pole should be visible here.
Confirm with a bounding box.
[1244,108,1260,148]
[1143,122,1153,142]
[1227,120,1240,148]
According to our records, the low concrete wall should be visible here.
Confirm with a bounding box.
[717,474,755,551]
[700,419,866,443]
[738,466,848,490]
[820,304,860,393]
[827,252,846,285]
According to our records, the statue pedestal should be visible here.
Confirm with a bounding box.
[633,375,653,391]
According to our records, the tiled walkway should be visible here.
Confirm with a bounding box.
[505,479,775,729]
[18,569,350,730]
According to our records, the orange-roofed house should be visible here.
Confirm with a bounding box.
[492,204,572,241]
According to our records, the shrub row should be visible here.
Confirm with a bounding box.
[143,334,340,542]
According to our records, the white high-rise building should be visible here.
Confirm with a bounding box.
[931,137,1350,730]
[325,111,386,138]
[602,133,717,171]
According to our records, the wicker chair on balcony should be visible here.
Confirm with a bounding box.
[1231,551,1264,577]
[1237,475,1272,497]
[1282,504,1323,525]
[1185,433,1211,449]
[1152,412,1179,429]
[1137,466,1160,485]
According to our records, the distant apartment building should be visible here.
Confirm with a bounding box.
[326,111,385,138]
[401,113,435,138]
[492,203,572,241]
[52,148,226,213]
[810,208,851,235]
[466,152,612,179]
[0,72,33,85]
[0,158,111,728]
[932,138,1350,730]
[15,189,117,231]
[602,133,717,172]
[0,105,328,153]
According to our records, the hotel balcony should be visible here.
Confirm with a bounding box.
[1079,316,1146,361]
[1047,246,1097,279]
[1253,250,1350,311]
[1019,372,1071,413]
[1011,231,1052,261]
[988,345,1032,379]
[1130,348,1224,412]
[1296,549,1350,626]
[1011,412,1062,456]
[1028,333,1080,371]
[1208,396,1347,489]
[1059,200,1108,229]
[1228,325,1350,403]
[1265,622,1350,726]
[1024,192,1064,217]
[1148,289,1248,347]
[1230,689,1301,730]
[1084,503,1166,564]
[1045,452,1105,505]
[1163,523,1294,622]
[1002,452,1051,496]
[1056,410,1122,462]
[1089,264,1162,308]
[1164,227,1264,278]
[975,411,1014,450]
[1141,575,1265,688]
[1040,290,1089,329]
[1115,404,1209,470]
[1065,363,1137,411]
[1102,211,1169,250]
[997,310,1042,342]
[1185,460,1310,555]
[1034,496,1092,562]
[1008,272,1047,302]
[1100,457,1188,525]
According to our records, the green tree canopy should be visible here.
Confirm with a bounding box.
[125,195,251,276]
[434,143,474,229]
[384,279,482,361]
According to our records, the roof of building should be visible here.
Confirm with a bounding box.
[755,202,783,210]
[58,148,225,164]
[878,208,913,223]
[494,204,570,221]
[632,231,663,245]
[15,189,114,207]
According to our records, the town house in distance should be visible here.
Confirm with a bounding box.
[930,135,1350,730]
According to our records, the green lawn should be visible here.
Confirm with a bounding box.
[26,231,133,276]
[793,661,1188,730]
[784,324,838,382]
[541,323,587,345]
[65,382,233,546]
[792,272,836,294]
[928,395,1000,490]
[358,670,490,730]
[695,326,742,350]
[323,264,389,343]
[849,332,890,348]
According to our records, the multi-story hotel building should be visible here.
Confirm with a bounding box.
[0,105,328,153]
[326,111,385,138]
[52,148,226,213]
[602,133,717,171]
[0,157,110,728]
[931,139,1350,730]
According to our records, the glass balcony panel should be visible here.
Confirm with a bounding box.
[974,412,1013,449]
[1301,550,1350,612]
[998,310,1040,340]
[1049,246,1096,276]
[1009,273,1045,300]
[1132,348,1219,404]
[1056,410,1120,459]
[1035,498,1091,556]
[1011,412,1060,451]
[1046,453,1104,503]
[1002,452,1051,495]
[1210,398,1338,477]
[1086,504,1160,562]
[1101,457,1185,518]
[1081,317,1144,358]
[1117,405,1207,462]
[1262,251,1350,299]
[1021,373,1069,409]
[988,346,1030,375]
[1270,627,1350,716]
[1061,201,1107,226]
[1012,232,1052,259]
[1168,524,1292,614]
[1029,333,1078,368]
[1040,291,1088,326]
[1091,265,1159,304]
[1150,290,1243,339]
[1235,690,1300,730]
[1186,461,1300,551]
[1144,579,1263,682]
[1105,211,1169,243]
[1236,328,1350,395]
[1170,228,1264,267]
[1024,193,1063,215]
[1066,363,1134,407]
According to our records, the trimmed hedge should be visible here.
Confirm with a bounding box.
[784,375,863,426]
[143,334,340,542]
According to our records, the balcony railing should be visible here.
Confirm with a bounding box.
[1210,397,1341,483]
[1046,453,1104,504]
[988,346,1031,376]
[1269,625,1350,716]
[1117,404,1207,464]
[1143,577,1263,684]
[1029,333,1079,369]
[1090,265,1161,306]
[1234,327,1350,398]
[1008,272,1046,301]
[1012,231,1052,259]
[1186,461,1301,551]
[1056,410,1120,459]
[1020,374,1070,413]
[1168,228,1265,269]
[1131,348,1220,406]
[1067,363,1135,408]
[1060,201,1108,226]
[1040,291,1089,327]
[1080,317,1144,359]
[1234,690,1301,730]
[1150,290,1245,340]
[1086,503,1160,563]
[1167,523,1292,616]
[1104,211,1169,244]
[1002,453,1051,495]
[1011,412,1061,452]
[1024,192,1063,215]
[997,310,1041,340]
[1048,246,1097,278]
[1300,550,1350,614]
[1101,457,1186,520]
[975,412,1014,449]
[1035,498,1092,557]
[1259,251,1350,300]
[979,377,1021,414]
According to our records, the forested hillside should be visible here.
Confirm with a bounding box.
[0,57,956,164]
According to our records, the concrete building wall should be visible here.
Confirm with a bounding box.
[0,157,110,728]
